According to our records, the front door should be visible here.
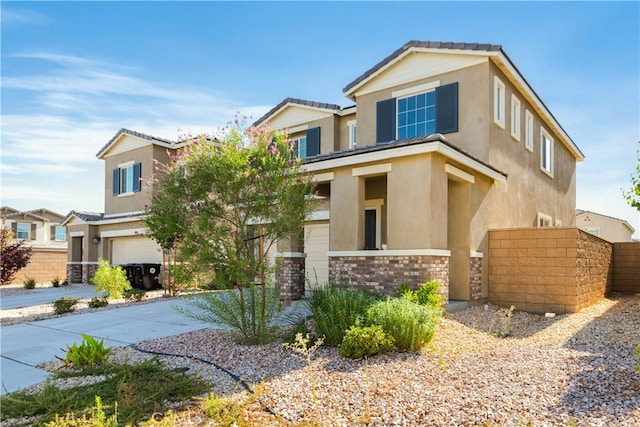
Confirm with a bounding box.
[364,209,377,250]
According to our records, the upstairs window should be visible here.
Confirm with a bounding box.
[54,225,66,241]
[537,213,552,228]
[540,129,554,177]
[16,223,29,240]
[494,76,506,129]
[376,82,458,144]
[348,120,357,148]
[525,110,534,152]
[511,95,521,141]
[292,127,321,159]
[113,162,141,195]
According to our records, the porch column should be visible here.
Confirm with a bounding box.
[275,231,305,301]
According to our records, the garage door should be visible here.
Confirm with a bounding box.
[111,236,163,265]
[305,223,329,287]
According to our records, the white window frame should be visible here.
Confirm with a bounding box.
[16,223,29,240]
[494,76,506,129]
[537,212,552,228]
[525,110,534,152]
[293,135,307,159]
[540,128,554,177]
[347,120,357,148]
[585,226,600,236]
[511,95,521,141]
[117,161,135,195]
[54,225,67,241]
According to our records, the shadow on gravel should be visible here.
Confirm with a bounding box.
[553,294,640,422]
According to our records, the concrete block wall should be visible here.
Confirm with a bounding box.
[489,227,613,313]
[11,249,67,284]
[329,254,449,300]
[613,242,640,293]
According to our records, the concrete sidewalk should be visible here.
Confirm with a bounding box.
[1,297,211,395]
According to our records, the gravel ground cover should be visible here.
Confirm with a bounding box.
[3,287,639,426]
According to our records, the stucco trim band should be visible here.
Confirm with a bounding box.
[328,249,451,257]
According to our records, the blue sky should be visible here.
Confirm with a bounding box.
[1,1,639,237]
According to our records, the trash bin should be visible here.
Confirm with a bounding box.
[119,264,134,288]
[141,264,162,290]
[127,264,145,289]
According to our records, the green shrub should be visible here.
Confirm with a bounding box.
[23,277,36,289]
[91,258,132,299]
[123,288,146,302]
[282,316,313,346]
[396,281,444,308]
[366,297,441,352]
[340,325,395,359]
[307,285,380,346]
[635,346,639,373]
[54,297,79,315]
[51,277,63,288]
[59,333,112,369]
[61,279,69,286]
[88,297,109,308]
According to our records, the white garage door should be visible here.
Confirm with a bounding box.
[111,236,163,265]
[305,223,329,287]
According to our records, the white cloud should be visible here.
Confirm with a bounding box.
[0,8,48,26]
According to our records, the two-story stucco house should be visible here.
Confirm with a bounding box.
[576,209,636,242]
[1,207,68,283]
[254,40,585,304]
[62,129,186,285]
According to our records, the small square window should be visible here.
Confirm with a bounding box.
[537,213,552,228]
[55,226,66,241]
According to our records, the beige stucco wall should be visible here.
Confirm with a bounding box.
[103,144,172,215]
[576,214,634,242]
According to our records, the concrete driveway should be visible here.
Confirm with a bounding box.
[0,287,210,395]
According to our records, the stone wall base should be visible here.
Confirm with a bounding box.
[329,254,449,301]
[67,262,99,284]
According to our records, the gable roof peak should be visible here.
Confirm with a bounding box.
[343,40,502,95]
[253,97,343,127]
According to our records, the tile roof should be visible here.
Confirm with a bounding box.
[342,40,502,94]
[253,97,343,127]
[64,210,104,223]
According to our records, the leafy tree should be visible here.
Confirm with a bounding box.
[1,228,33,286]
[145,117,317,343]
[623,143,640,211]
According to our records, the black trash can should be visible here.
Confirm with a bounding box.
[119,264,134,287]
[141,264,162,290]
[127,264,145,289]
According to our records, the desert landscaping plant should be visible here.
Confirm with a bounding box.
[54,297,80,315]
[88,296,109,308]
[339,324,395,359]
[0,228,33,286]
[397,281,444,308]
[146,117,317,343]
[123,288,146,301]
[23,277,36,289]
[51,276,63,288]
[307,285,380,346]
[91,258,132,299]
[58,334,112,370]
[366,296,441,352]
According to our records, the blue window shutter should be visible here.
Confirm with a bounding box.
[435,82,458,134]
[306,127,320,157]
[376,98,396,144]
[133,163,142,192]
[112,168,120,195]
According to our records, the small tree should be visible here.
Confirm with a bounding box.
[623,143,640,211]
[145,117,317,343]
[1,228,33,286]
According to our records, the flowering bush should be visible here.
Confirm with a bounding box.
[1,228,32,286]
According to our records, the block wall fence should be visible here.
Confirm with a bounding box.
[489,227,639,313]
[11,248,67,284]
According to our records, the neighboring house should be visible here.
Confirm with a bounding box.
[62,129,189,284]
[1,207,68,283]
[254,40,585,303]
[576,209,635,242]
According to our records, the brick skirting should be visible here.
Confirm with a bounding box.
[275,254,305,301]
[67,262,99,284]
[329,254,449,300]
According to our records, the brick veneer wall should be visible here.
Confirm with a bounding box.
[66,262,99,284]
[329,254,449,301]
[11,249,67,284]
[613,242,640,293]
[275,255,305,301]
[489,227,613,313]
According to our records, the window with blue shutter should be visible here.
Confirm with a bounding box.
[113,162,142,195]
[306,127,320,157]
[376,82,459,142]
